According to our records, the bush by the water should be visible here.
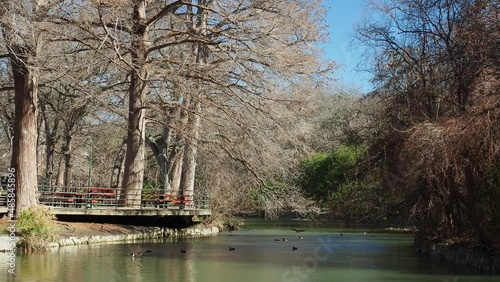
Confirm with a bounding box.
[298,145,406,219]
[299,145,365,204]
[17,206,57,252]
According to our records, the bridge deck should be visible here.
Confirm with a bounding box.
[48,206,211,217]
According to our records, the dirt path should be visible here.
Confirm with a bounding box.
[54,221,155,237]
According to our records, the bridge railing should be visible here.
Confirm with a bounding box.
[0,184,7,207]
[35,186,210,210]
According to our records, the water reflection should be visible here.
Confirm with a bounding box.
[0,220,499,282]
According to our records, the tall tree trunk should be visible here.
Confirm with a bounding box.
[169,148,184,192]
[110,139,126,188]
[9,47,39,215]
[56,157,65,188]
[158,127,171,193]
[121,0,149,207]
[147,105,181,193]
[45,137,55,186]
[118,153,126,188]
[1,0,55,215]
[63,133,72,190]
[180,100,201,206]
[170,94,192,193]
[179,3,208,206]
[37,117,44,181]
[158,108,178,192]
[40,96,59,187]
[0,110,14,154]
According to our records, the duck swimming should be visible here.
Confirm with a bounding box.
[131,250,152,258]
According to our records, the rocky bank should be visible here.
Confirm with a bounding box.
[1,221,220,251]
[414,236,500,274]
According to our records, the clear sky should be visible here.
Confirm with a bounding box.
[321,0,374,94]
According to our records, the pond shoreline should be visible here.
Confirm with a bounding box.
[414,236,500,274]
[1,221,221,251]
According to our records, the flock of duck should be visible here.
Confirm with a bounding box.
[271,228,306,251]
[131,228,307,258]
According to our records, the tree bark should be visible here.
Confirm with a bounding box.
[56,157,65,188]
[179,3,208,206]
[180,100,201,206]
[40,98,58,187]
[9,46,39,215]
[169,94,193,193]
[169,147,184,192]
[1,0,60,215]
[157,108,178,192]
[63,133,73,190]
[110,139,126,188]
[146,104,182,193]
[121,0,149,207]
[44,132,55,186]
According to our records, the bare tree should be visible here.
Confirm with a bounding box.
[84,0,331,208]
[0,0,331,213]
[0,0,47,213]
[357,0,500,246]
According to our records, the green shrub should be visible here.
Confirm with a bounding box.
[299,145,365,204]
[17,206,58,252]
[143,178,160,194]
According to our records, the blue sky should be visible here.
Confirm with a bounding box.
[321,0,373,94]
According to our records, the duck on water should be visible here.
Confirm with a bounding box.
[131,250,152,258]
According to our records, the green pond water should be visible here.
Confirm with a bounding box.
[1,219,499,282]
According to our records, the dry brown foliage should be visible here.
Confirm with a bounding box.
[358,0,500,248]
[399,89,500,246]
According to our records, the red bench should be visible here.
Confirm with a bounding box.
[87,188,117,205]
[142,194,192,207]
[167,194,192,205]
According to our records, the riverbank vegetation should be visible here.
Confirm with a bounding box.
[16,206,57,252]
[353,0,500,250]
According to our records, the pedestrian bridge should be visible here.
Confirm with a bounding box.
[1,186,211,226]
